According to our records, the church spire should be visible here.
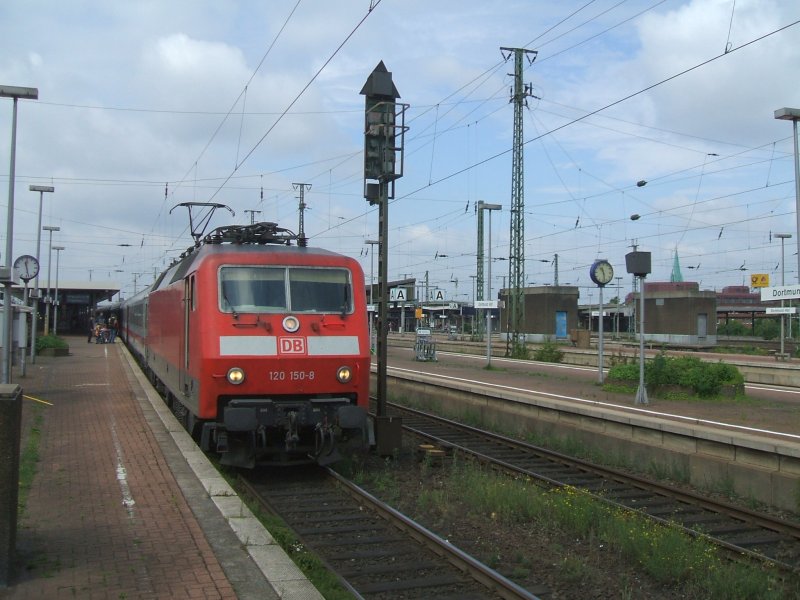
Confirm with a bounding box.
[670,248,684,282]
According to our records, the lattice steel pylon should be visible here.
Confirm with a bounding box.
[500,46,537,357]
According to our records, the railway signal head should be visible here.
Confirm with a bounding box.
[360,61,404,205]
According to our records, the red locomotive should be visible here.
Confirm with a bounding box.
[120,221,371,468]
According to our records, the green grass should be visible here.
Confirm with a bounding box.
[397,460,797,599]
[18,403,44,517]
[607,353,745,400]
[35,334,68,352]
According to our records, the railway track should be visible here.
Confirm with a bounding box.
[388,401,800,572]
[239,466,545,600]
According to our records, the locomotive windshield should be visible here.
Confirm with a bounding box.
[219,266,353,314]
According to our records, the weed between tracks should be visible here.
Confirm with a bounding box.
[342,453,799,599]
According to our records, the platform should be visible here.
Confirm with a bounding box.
[1,336,321,599]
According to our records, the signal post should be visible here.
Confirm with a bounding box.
[360,62,408,455]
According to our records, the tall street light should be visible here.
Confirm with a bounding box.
[776,233,792,357]
[774,108,800,283]
[481,202,501,367]
[29,185,54,363]
[42,225,60,336]
[1,85,38,384]
[52,246,64,336]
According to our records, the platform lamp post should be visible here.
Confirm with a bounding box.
[480,202,502,367]
[774,109,800,285]
[42,225,59,336]
[626,250,651,405]
[1,86,38,385]
[776,233,792,357]
[29,185,53,364]
[51,246,64,336]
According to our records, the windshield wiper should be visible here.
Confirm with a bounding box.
[221,285,239,319]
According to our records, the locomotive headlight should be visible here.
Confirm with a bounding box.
[282,315,300,332]
[227,367,245,385]
[336,366,352,383]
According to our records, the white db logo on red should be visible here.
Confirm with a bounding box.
[279,337,306,354]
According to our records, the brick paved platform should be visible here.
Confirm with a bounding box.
[0,336,319,600]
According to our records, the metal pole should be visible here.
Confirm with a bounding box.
[635,277,649,404]
[376,182,389,417]
[774,109,800,285]
[42,227,58,336]
[615,276,622,339]
[2,98,18,384]
[782,237,786,357]
[20,284,27,377]
[0,86,37,384]
[480,203,501,366]
[32,192,43,360]
[776,233,792,357]
[52,247,64,336]
[370,245,374,351]
[29,186,53,363]
[486,209,492,367]
[794,120,800,285]
[598,285,604,384]
[366,240,378,354]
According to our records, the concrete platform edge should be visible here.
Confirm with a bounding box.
[118,346,323,600]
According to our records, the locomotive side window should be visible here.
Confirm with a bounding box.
[218,266,352,314]
[289,268,352,313]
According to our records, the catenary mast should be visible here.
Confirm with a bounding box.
[500,47,537,357]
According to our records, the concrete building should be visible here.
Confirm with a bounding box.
[498,286,580,343]
[628,281,717,346]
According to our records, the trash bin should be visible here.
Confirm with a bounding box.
[570,328,590,348]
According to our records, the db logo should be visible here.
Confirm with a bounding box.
[279,337,306,354]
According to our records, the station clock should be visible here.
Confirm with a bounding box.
[589,259,614,287]
[13,254,39,282]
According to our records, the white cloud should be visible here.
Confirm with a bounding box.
[0,0,799,297]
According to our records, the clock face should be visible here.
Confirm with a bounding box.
[590,260,614,286]
[13,254,39,282]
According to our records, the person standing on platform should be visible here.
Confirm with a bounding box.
[108,315,118,343]
[87,314,96,343]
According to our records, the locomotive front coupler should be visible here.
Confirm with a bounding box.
[284,411,300,451]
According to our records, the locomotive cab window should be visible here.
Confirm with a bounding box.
[219,266,352,314]
[289,268,352,313]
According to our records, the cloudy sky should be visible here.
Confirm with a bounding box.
[1,0,799,303]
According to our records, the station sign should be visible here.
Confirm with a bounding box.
[389,288,408,302]
[760,285,800,302]
[766,307,797,315]
[367,304,376,312]
[475,300,498,309]
[750,273,769,288]
[431,289,446,302]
